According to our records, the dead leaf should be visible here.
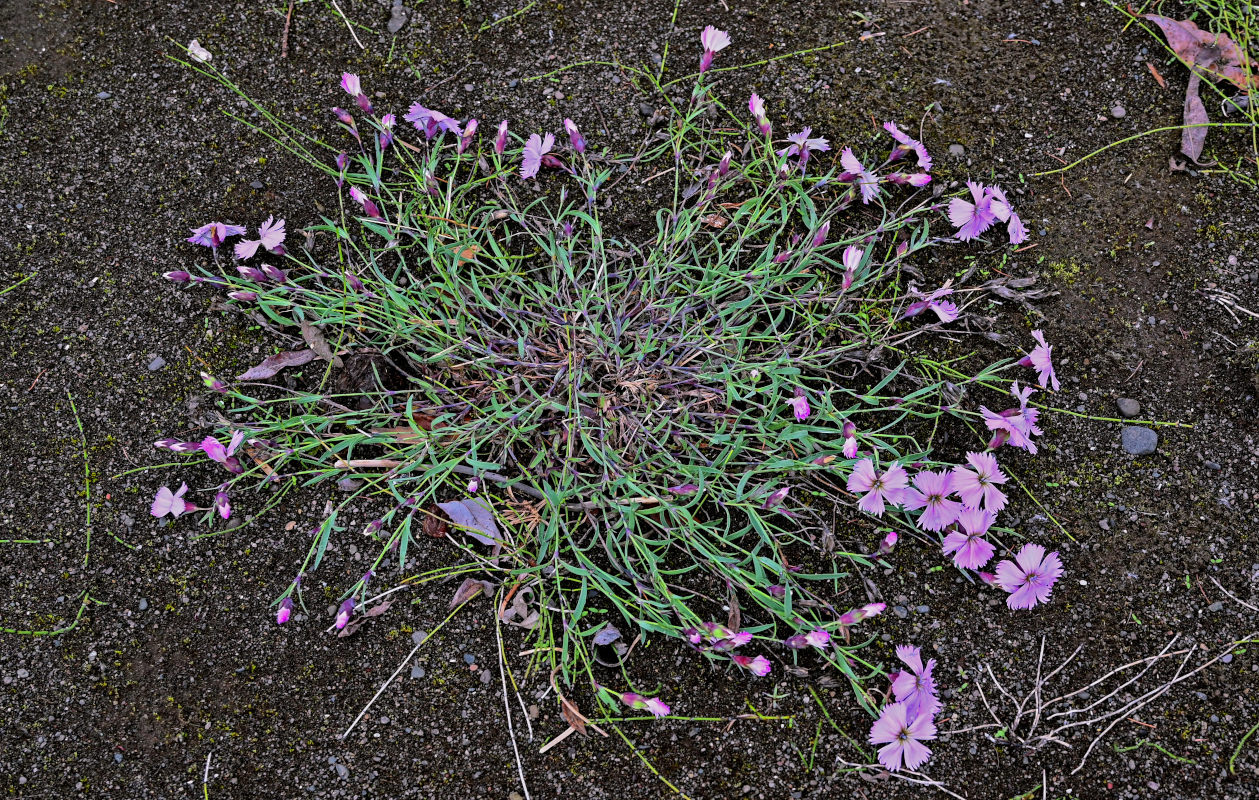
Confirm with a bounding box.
[1143,14,1259,90]
[237,349,318,380]
[363,598,394,618]
[1181,72,1212,164]
[560,695,588,737]
[702,213,728,229]
[456,245,480,264]
[300,320,344,368]
[449,577,495,609]
[500,587,540,630]
[436,498,501,546]
[1146,61,1166,88]
[422,507,448,538]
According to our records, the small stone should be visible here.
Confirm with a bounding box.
[410,665,425,679]
[114,753,122,763]
[120,513,135,527]
[479,670,492,684]
[147,356,166,371]
[16,669,29,679]
[1098,519,1111,531]
[463,653,476,664]
[892,605,908,619]
[1120,426,1157,455]
[948,144,965,157]
[510,793,525,800]
[1117,398,1141,417]
[1221,654,1233,663]
[637,102,655,117]
[387,3,408,33]
[1111,105,1126,118]
[411,630,427,645]
[463,83,474,92]
[250,180,263,189]
[915,605,929,614]
[1208,601,1224,612]
[335,764,349,779]
[138,598,148,611]
[96,91,112,100]
[1204,460,1221,471]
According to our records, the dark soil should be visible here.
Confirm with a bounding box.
[2,0,1258,798]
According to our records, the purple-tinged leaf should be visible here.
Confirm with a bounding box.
[437,498,501,546]
[592,624,621,646]
[237,349,318,380]
[449,577,495,609]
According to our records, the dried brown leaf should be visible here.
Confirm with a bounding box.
[237,349,317,380]
[300,320,344,368]
[1143,14,1259,90]
[448,577,495,609]
[560,695,588,737]
[1181,72,1211,164]
[1146,61,1167,89]
[422,507,448,538]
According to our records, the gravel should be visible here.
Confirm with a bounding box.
[1121,426,1158,455]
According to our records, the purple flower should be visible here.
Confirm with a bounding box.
[621,692,671,718]
[840,147,880,204]
[980,382,1043,454]
[563,118,586,154]
[404,103,462,139]
[811,220,830,249]
[985,184,1028,245]
[1019,330,1059,391]
[667,483,700,495]
[164,270,192,284]
[201,431,245,465]
[276,597,293,625]
[521,132,555,180]
[805,628,830,648]
[340,72,361,97]
[761,485,790,510]
[348,186,382,219]
[883,121,933,172]
[214,490,232,520]
[717,150,732,176]
[378,113,396,149]
[749,94,771,137]
[782,127,830,171]
[458,118,478,154]
[234,216,286,260]
[902,287,959,324]
[201,371,227,394]
[995,543,1064,610]
[839,602,885,626]
[788,389,810,421]
[842,420,860,458]
[891,645,941,718]
[846,458,909,516]
[767,584,785,599]
[841,245,864,290]
[951,451,1008,512]
[151,482,190,518]
[335,598,355,629]
[154,438,201,453]
[331,107,359,141]
[948,181,998,241]
[878,531,899,555]
[699,26,731,72]
[494,119,510,154]
[187,222,246,249]
[902,470,961,532]
[885,171,932,187]
[869,701,936,772]
[732,654,772,676]
[942,508,996,569]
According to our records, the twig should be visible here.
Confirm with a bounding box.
[203,752,213,799]
[1211,577,1259,612]
[330,1,364,50]
[281,0,295,58]
[496,591,532,800]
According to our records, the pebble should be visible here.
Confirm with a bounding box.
[892,605,908,619]
[410,665,425,679]
[915,605,929,614]
[479,670,492,684]
[1120,426,1157,455]
[1111,104,1127,118]
[147,356,166,371]
[249,180,263,189]
[637,102,655,117]
[1208,601,1224,612]
[411,630,427,644]
[1222,654,1233,663]
[335,764,349,779]
[114,753,122,763]
[1117,397,1141,417]
[17,669,29,678]
[96,91,112,100]
[948,144,965,157]
[120,513,135,527]
[387,2,408,33]
[1098,519,1111,531]
[463,83,474,92]
[1204,460,1221,470]
[138,598,148,611]
[463,653,476,664]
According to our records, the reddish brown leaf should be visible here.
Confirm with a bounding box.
[702,213,728,229]
[237,349,317,380]
[363,598,394,618]
[300,320,344,367]
[423,507,448,538]
[1146,61,1166,89]
[1144,14,1259,90]
[448,577,494,609]
[560,695,589,737]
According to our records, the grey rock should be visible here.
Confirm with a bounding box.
[96,91,112,100]
[892,605,908,619]
[138,598,148,611]
[948,144,965,157]
[335,764,349,779]
[1111,104,1126,118]
[114,752,122,763]
[463,653,476,664]
[120,512,135,527]
[147,356,166,371]
[387,3,408,33]
[1117,398,1141,417]
[1208,601,1224,612]
[1121,426,1157,455]
[410,665,425,679]
[637,102,655,117]
[1204,460,1221,471]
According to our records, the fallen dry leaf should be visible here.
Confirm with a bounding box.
[300,320,344,368]
[702,213,728,229]
[437,498,501,546]
[560,695,589,737]
[1146,61,1166,89]
[448,577,495,609]
[1181,71,1214,165]
[1143,14,1259,90]
[237,349,317,380]
[422,507,448,538]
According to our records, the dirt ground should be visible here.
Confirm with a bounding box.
[2,0,1258,797]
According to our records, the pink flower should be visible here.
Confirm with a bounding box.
[404,103,462,139]
[458,118,478,154]
[748,94,771,137]
[521,132,555,180]
[846,459,908,516]
[883,121,933,171]
[890,645,941,718]
[985,184,1028,245]
[200,431,245,464]
[732,654,772,676]
[762,485,790,510]
[902,287,959,324]
[699,26,731,72]
[494,119,509,154]
[869,701,936,772]
[276,597,293,625]
[948,181,998,241]
[187,222,245,249]
[378,113,396,148]
[621,692,671,718]
[1019,330,1060,391]
[995,543,1064,610]
[213,490,232,520]
[840,147,880,204]
[841,245,864,290]
[782,127,830,170]
[335,598,355,629]
[941,508,996,570]
[151,483,190,518]
[843,434,859,459]
[981,382,1043,454]
[805,629,830,648]
[562,118,586,154]
[234,216,286,260]
[348,186,382,219]
[340,72,361,97]
[788,390,810,421]
[811,220,830,248]
[901,470,961,532]
[878,531,898,555]
[839,602,885,626]
[950,451,1008,512]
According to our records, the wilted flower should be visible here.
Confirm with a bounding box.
[234,216,286,260]
[951,451,1008,512]
[667,483,700,495]
[995,543,1064,610]
[335,598,355,629]
[151,482,190,518]
[200,371,226,394]
[767,584,785,598]
[236,265,267,282]
[467,476,480,494]
[331,106,359,141]
[378,113,396,149]
[839,602,886,626]
[761,485,790,510]
[187,222,246,249]
[563,118,586,154]
[841,244,864,291]
[521,132,555,180]
[810,220,830,249]
[942,508,996,570]
[788,389,810,421]
[891,644,941,718]
[228,290,257,302]
[883,121,933,171]
[902,470,961,532]
[340,72,372,113]
[348,186,382,219]
[699,26,731,72]
[841,419,860,459]
[717,150,732,176]
[902,287,959,324]
[276,597,293,625]
[840,147,880,204]
[732,654,772,676]
[458,118,478,154]
[985,184,1028,245]
[621,692,671,718]
[878,531,898,555]
[404,103,462,139]
[805,628,830,648]
[201,431,245,473]
[213,490,231,520]
[869,701,937,772]
[164,270,192,284]
[1019,329,1059,391]
[749,93,772,137]
[846,458,909,516]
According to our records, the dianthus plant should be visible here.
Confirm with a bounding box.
[163,32,1060,729]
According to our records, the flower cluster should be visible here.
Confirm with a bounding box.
[948,180,1027,244]
[683,623,771,676]
[869,645,941,772]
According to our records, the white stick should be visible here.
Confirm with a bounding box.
[341,638,423,739]
[497,610,532,800]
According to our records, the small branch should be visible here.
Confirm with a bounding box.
[330,1,364,50]
[281,0,295,58]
